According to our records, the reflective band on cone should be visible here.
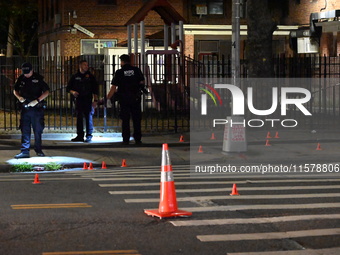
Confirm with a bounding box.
[144,143,192,219]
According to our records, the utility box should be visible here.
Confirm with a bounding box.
[297,37,319,54]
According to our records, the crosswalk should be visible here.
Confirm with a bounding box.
[73,165,340,254]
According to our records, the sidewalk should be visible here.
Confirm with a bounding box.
[0,132,191,172]
[1,129,340,172]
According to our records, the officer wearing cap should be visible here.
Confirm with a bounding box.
[67,59,99,142]
[107,54,146,145]
[13,62,50,158]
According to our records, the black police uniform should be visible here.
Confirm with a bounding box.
[111,64,145,143]
[14,72,49,154]
[67,70,99,139]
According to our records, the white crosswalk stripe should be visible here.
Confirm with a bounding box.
[74,165,340,254]
[170,214,340,226]
[124,193,340,203]
[227,248,340,255]
[197,228,340,242]
[178,203,340,212]
[109,185,340,195]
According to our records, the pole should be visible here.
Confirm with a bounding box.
[231,0,240,86]
[134,23,138,64]
[140,21,145,70]
[222,0,247,153]
[127,25,132,55]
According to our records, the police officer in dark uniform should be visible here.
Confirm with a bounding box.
[67,59,99,142]
[13,62,50,158]
[107,54,146,145]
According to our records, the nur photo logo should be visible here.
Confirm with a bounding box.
[199,83,223,115]
[196,79,313,128]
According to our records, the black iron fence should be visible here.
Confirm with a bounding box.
[1,54,340,132]
[0,54,190,132]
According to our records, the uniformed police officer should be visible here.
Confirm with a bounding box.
[107,54,146,145]
[13,62,50,159]
[67,60,99,142]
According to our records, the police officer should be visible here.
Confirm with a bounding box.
[13,62,50,159]
[107,54,146,145]
[67,60,99,142]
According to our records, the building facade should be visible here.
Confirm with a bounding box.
[38,0,340,59]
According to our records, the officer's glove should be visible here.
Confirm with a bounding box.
[18,97,25,103]
[28,100,39,107]
[106,98,112,108]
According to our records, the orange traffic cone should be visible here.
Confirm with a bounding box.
[32,174,41,184]
[266,132,272,139]
[198,145,203,153]
[210,132,216,140]
[265,140,271,146]
[82,162,88,170]
[101,161,107,169]
[179,135,184,142]
[274,131,280,138]
[121,159,127,167]
[316,143,322,150]
[230,183,240,195]
[144,144,192,219]
[88,162,94,170]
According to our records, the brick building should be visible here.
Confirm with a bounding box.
[38,0,340,59]
[38,0,185,58]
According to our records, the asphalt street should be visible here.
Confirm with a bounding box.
[1,129,340,254]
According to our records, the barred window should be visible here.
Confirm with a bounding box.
[81,39,117,55]
[193,0,224,15]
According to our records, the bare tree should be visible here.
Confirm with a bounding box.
[0,0,38,58]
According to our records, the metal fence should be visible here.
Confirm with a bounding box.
[0,54,190,132]
[1,54,340,132]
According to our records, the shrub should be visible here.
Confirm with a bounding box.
[44,162,62,171]
[12,162,34,172]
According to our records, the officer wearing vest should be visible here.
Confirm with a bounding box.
[67,60,99,142]
[107,54,146,145]
[13,62,50,159]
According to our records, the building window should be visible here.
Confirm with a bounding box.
[51,0,55,18]
[45,0,49,21]
[55,0,59,14]
[41,44,45,59]
[50,41,55,60]
[199,40,219,53]
[41,0,45,23]
[41,44,45,69]
[45,43,49,60]
[98,0,117,5]
[81,39,117,55]
[208,1,223,15]
[193,0,224,15]
[56,40,61,68]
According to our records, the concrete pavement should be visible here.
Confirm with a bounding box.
[1,128,340,172]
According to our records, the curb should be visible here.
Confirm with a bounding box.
[0,162,104,173]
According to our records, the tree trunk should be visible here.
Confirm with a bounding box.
[246,0,277,78]
[6,16,14,58]
[246,0,277,115]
